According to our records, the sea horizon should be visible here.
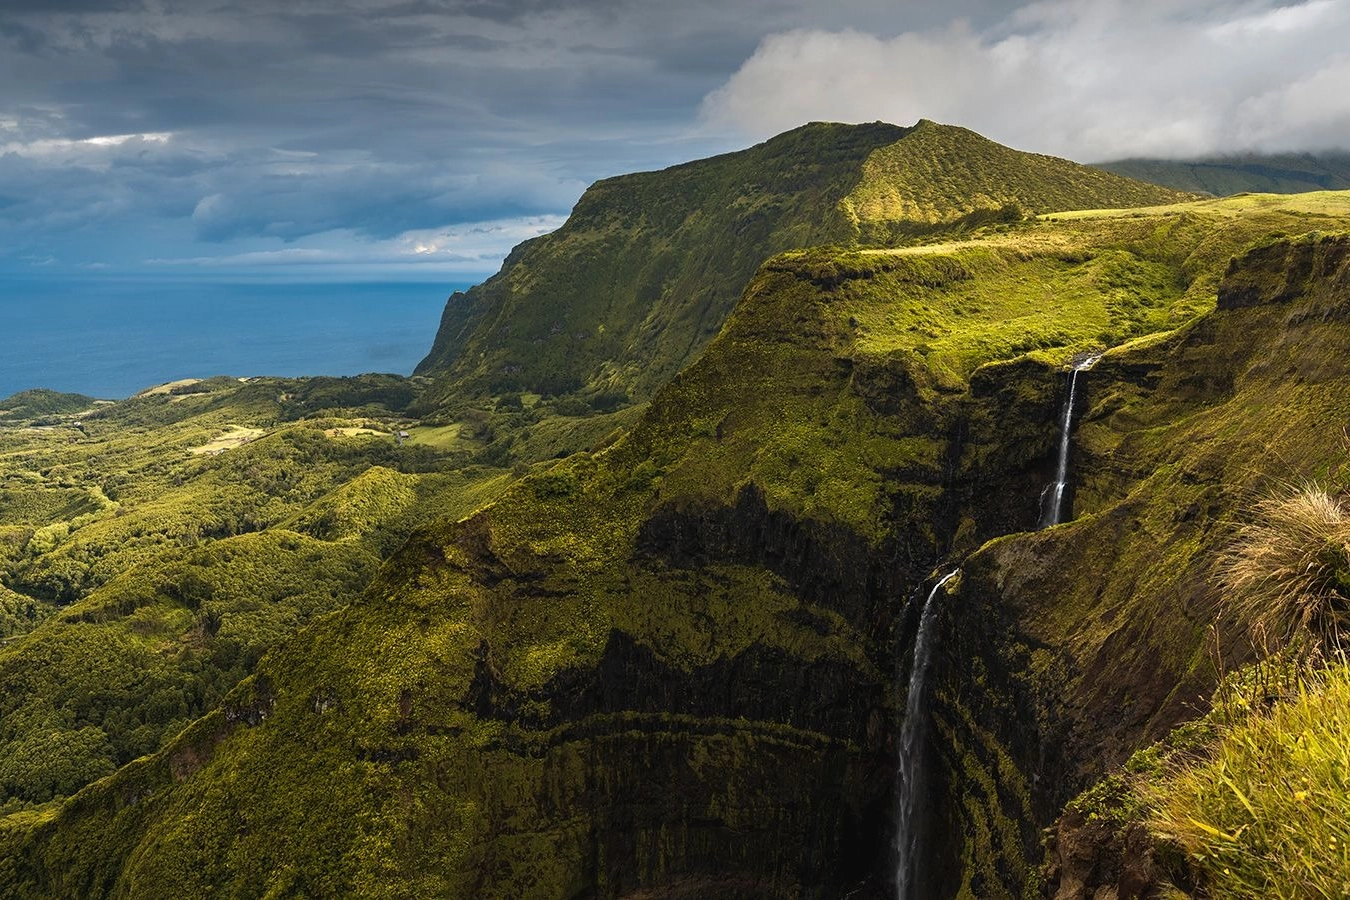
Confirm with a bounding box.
[1,275,480,401]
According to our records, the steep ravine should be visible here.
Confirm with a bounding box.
[6,222,1350,896]
[0,248,1079,899]
[925,233,1350,898]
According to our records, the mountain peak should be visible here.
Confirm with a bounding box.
[840,119,1193,239]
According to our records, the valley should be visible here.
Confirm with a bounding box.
[2,122,1350,898]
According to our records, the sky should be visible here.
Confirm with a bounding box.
[2,0,1348,281]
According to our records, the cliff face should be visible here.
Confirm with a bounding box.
[9,190,1350,898]
[3,248,1061,899]
[413,120,1192,412]
[931,233,1350,897]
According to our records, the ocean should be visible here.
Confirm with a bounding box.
[0,277,476,400]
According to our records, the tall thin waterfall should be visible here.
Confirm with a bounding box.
[1038,354,1102,528]
[895,569,959,900]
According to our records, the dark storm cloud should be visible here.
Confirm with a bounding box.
[0,0,141,9]
[0,0,1344,274]
[187,158,585,242]
[0,0,765,270]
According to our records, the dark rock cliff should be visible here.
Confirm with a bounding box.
[923,232,1350,898]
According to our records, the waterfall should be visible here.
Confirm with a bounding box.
[1038,354,1102,528]
[895,569,959,900]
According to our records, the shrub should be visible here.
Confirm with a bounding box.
[1217,487,1350,653]
[495,393,524,412]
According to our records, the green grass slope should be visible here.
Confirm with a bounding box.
[414,120,1191,414]
[844,121,1194,242]
[1098,151,1350,196]
[9,195,1348,897]
[0,376,513,818]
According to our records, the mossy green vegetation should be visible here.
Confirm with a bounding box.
[843,120,1192,243]
[948,231,1350,896]
[1147,663,1350,897]
[1044,474,1350,897]
[0,375,515,818]
[0,530,375,808]
[0,390,102,424]
[1046,651,1350,898]
[15,211,1350,896]
[5,129,1350,897]
[415,121,914,406]
[0,583,50,641]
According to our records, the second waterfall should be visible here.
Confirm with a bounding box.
[895,570,959,900]
[1039,354,1101,528]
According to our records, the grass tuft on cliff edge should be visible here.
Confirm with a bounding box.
[1148,662,1350,898]
[1217,486,1350,654]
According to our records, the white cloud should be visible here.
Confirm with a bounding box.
[701,0,1350,160]
[0,130,175,161]
[143,215,566,274]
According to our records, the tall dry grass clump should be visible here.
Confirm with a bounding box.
[1138,488,1350,896]
[1217,487,1350,652]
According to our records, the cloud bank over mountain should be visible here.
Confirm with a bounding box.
[705,0,1350,161]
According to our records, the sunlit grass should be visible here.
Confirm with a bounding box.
[1149,663,1350,898]
[1041,189,1350,221]
[404,423,469,449]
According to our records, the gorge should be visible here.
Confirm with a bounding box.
[2,122,1350,898]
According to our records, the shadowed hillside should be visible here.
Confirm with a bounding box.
[1098,151,1350,196]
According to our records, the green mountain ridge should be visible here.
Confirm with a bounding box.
[1097,151,1350,196]
[414,120,1191,414]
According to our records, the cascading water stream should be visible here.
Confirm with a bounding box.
[895,569,958,900]
[1038,354,1102,528]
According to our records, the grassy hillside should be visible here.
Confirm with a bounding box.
[414,120,1190,416]
[1020,232,1350,898]
[924,229,1350,895]
[7,192,1349,897]
[0,375,514,819]
[0,390,101,425]
[1098,151,1350,196]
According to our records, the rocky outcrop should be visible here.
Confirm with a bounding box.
[1044,811,1177,899]
[1217,232,1350,310]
